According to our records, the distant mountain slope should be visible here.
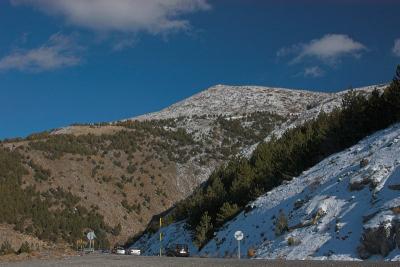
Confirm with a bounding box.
[134,122,400,261]
[132,85,332,121]
[0,82,383,251]
[54,84,351,198]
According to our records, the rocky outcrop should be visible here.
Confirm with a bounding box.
[358,217,400,259]
[349,163,392,191]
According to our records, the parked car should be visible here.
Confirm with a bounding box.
[115,246,126,255]
[166,244,189,257]
[127,248,141,256]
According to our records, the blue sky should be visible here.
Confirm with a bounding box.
[1,0,399,139]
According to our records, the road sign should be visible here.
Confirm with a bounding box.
[234,231,243,241]
[87,231,96,241]
[87,231,96,251]
[234,230,243,259]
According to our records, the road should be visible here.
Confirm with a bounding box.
[1,254,399,267]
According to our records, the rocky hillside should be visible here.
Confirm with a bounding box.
[132,77,400,261]
[134,112,400,261]
[206,122,400,261]
[0,83,380,252]
[132,85,331,121]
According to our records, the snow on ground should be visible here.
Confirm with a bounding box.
[134,122,400,260]
[130,85,331,121]
[133,221,198,256]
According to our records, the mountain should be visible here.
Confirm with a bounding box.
[131,78,400,261]
[0,83,383,254]
[134,121,400,261]
[132,84,331,120]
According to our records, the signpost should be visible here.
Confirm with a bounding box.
[234,230,244,259]
[87,231,96,251]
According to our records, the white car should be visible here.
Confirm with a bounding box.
[115,247,126,255]
[128,248,141,256]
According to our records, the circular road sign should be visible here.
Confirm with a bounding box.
[234,230,244,241]
[87,231,96,241]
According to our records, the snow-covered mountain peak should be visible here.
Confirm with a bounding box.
[131,84,333,121]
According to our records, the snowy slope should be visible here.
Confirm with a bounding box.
[129,84,335,147]
[134,122,400,261]
[131,85,332,121]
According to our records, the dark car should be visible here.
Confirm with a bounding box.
[166,244,189,257]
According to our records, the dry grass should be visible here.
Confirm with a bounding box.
[16,136,185,246]
[0,224,47,252]
[247,248,256,257]
[52,125,128,136]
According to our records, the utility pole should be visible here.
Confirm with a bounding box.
[159,217,162,257]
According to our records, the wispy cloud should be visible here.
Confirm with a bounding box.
[303,66,325,78]
[112,38,136,51]
[0,33,83,72]
[393,38,400,57]
[11,0,211,35]
[278,34,367,65]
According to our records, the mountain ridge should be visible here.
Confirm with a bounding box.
[0,81,388,255]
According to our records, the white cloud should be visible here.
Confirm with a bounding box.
[0,33,82,72]
[278,34,366,64]
[303,66,325,78]
[11,0,210,35]
[112,38,136,51]
[393,38,400,57]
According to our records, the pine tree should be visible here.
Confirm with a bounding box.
[194,212,213,248]
[216,202,239,225]
[394,64,400,83]
[384,66,400,121]
[229,159,254,206]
